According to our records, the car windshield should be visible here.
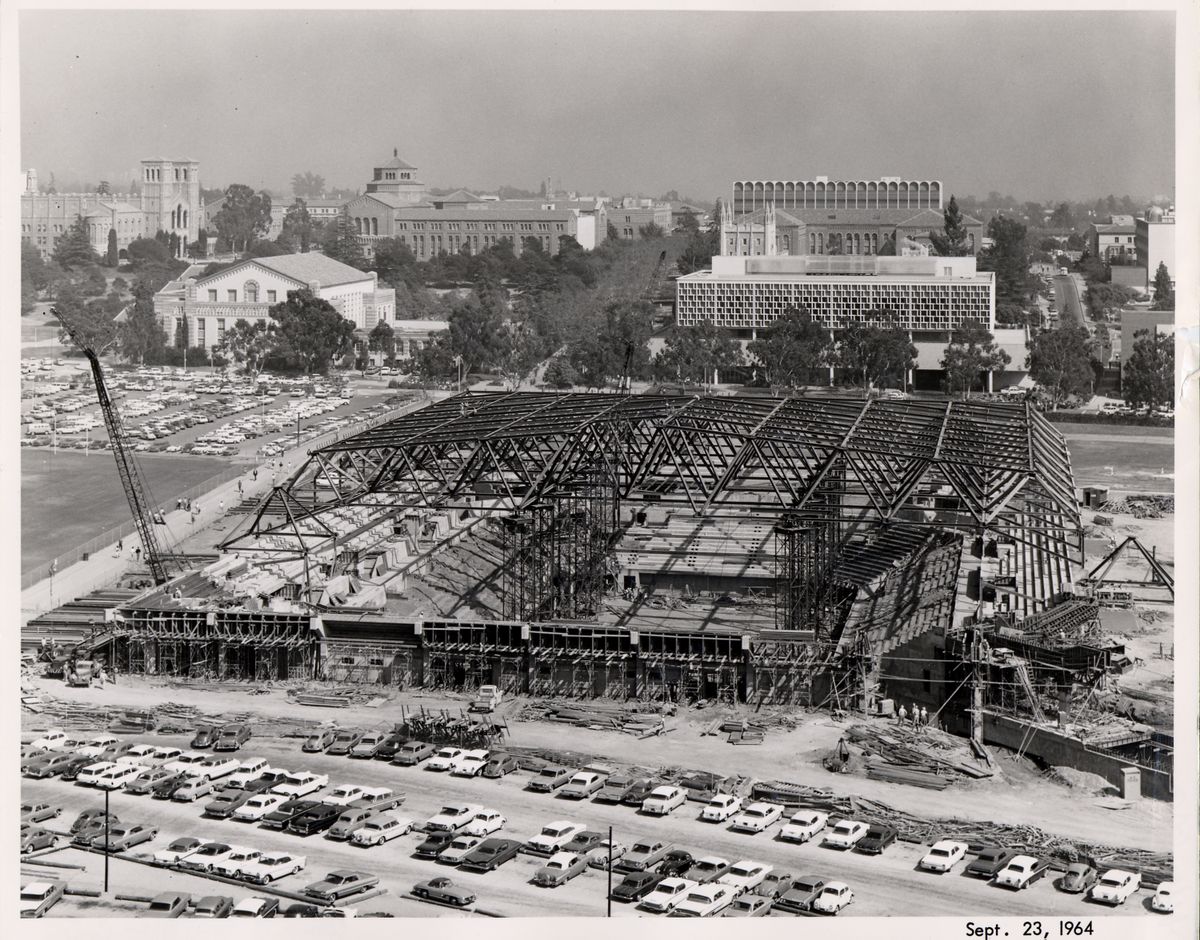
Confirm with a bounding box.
[930,848,950,857]
[834,822,853,832]
[1099,875,1124,887]
[686,893,709,903]
[21,889,50,900]
[149,901,174,911]
[730,865,755,877]
[746,809,766,818]
[632,843,653,853]
[539,769,560,777]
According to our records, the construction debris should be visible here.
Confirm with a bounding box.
[513,699,672,736]
[843,723,994,788]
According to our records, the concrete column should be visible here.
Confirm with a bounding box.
[1119,766,1141,801]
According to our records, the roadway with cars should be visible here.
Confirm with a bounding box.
[1052,274,1086,328]
[20,733,1160,918]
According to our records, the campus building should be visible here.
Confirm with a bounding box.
[1134,206,1175,292]
[1087,221,1137,263]
[20,158,204,260]
[153,252,394,348]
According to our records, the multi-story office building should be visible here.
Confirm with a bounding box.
[1087,221,1137,263]
[1134,206,1175,292]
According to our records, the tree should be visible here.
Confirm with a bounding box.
[21,241,49,313]
[320,212,366,269]
[53,215,99,269]
[940,319,1010,397]
[1151,261,1174,310]
[747,306,833,388]
[279,199,315,253]
[653,321,742,385]
[127,236,172,266]
[567,300,654,388]
[929,195,970,256]
[1122,329,1174,411]
[543,356,578,388]
[1086,282,1137,321]
[212,184,273,253]
[496,318,546,390]
[291,172,326,199]
[675,199,722,275]
[835,315,917,394]
[638,221,665,239]
[245,239,288,259]
[53,282,115,352]
[1027,326,1094,408]
[268,288,356,374]
[1066,232,1086,251]
[876,233,897,256]
[676,209,700,236]
[977,214,1033,306]
[116,280,167,365]
[606,221,619,242]
[221,318,277,375]
[105,229,119,267]
[1038,237,1062,253]
[413,333,457,382]
[1049,202,1074,228]
[368,320,395,362]
[445,289,508,374]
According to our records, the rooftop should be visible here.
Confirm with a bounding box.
[194,252,374,289]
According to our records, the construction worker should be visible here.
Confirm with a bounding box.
[920,705,929,729]
[911,704,919,729]
[897,703,908,726]
[134,546,142,563]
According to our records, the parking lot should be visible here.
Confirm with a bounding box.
[21,731,1162,919]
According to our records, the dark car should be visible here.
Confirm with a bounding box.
[325,730,364,757]
[459,837,523,872]
[413,876,477,907]
[193,895,234,919]
[25,752,77,778]
[302,728,338,753]
[240,775,285,795]
[856,825,899,855]
[564,830,606,855]
[481,754,520,778]
[414,829,457,860]
[92,823,158,852]
[620,777,657,807]
[593,774,637,803]
[214,723,252,752]
[392,741,436,766]
[287,803,343,836]
[149,773,190,800]
[70,808,117,832]
[302,869,380,902]
[191,725,219,749]
[284,903,322,918]
[1059,863,1099,894]
[146,892,190,918]
[204,788,255,819]
[610,870,665,902]
[775,875,826,914]
[372,733,408,761]
[60,754,99,781]
[125,768,178,795]
[656,849,695,878]
[260,798,322,831]
[966,847,1020,879]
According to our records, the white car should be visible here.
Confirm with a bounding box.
[822,819,869,849]
[76,761,118,786]
[640,877,698,913]
[1090,869,1142,906]
[232,793,289,822]
[641,785,687,816]
[323,784,367,807]
[151,746,184,765]
[353,786,397,807]
[812,881,854,914]
[30,730,68,751]
[153,839,203,866]
[426,803,483,832]
[451,749,491,777]
[196,756,240,780]
[227,758,274,788]
[212,846,263,879]
[94,763,148,790]
[463,809,507,838]
[240,852,307,885]
[437,834,484,864]
[995,855,1048,890]
[425,746,465,772]
[700,794,741,822]
[76,735,120,759]
[1151,881,1174,913]
[163,751,208,775]
[671,883,736,917]
[919,840,969,873]
[719,860,771,895]
[273,771,329,797]
[730,802,784,834]
[525,820,586,855]
[231,897,276,917]
[351,813,414,846]
[116,744,158,764]
[779,809,828,843]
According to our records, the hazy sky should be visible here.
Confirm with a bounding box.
[19,9,1175,203]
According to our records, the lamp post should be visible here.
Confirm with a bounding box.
[606,825,613,917]
[103,788,110,893]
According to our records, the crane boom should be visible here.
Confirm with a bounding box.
[48,307,173,585]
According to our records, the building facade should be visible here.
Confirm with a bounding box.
[360,319,450,364]
[1134,207,1175,291]
[153,252,394,348]
[1087,222,1137,263]
[608,198,673,239]
[20,158,203,260]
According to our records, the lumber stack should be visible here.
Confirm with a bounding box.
[845,723,993,785]
[515,700,670,736]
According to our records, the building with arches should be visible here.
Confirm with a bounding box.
[20,158,203,260]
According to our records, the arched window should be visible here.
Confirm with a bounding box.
[371,218,378,236]
[817,232,824,254]
[872,233,879,253]
[244,280,259,303]
[853,234,861,255]
[809,232,816,254]
[968,233,975,252]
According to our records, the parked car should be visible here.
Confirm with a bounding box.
[812,881,855,914]
[436,834,484,865]
[328,804,385,841]
[426,803,483,833]
[71,820,110,847]
[76,761,119,787]
[563,830,606,855]
[196,756,239,780]
[414,830,456,860]
[719,859,771,895]
[774,874,826,914]
[323,784,367,807]
[226,757,274,788]
[412,876,476,907]
[730,802,784,834]
[149,772,191,800]
[212,847,264,879]
[642,785,687,816]
[24,752,77,779]
[191,726,219,749]
[179,843,237,874]
[856,825,899,855]
[671,883,737,917]
[371,733,408,761]
[920,840,970,873]
[60,754,100,781]
[655,849,695,878]
[620,777,657,806]
[727,893,774,916]
[20,881,66,918]
[756,868,794,899]
[823,819,869,849]
[779,809,828,843]
[302,729,338,753]
[21,828,58,854]
[288,804,344,837]
[204,788,255,819]
[171,777,214,802]
[352,813,414,846]
[214,723,252,751]
[700,793,742,822]
[29,729,68,750]
[241,852,307,885]
[154,837,203,866]
[1151,881,1175,914]
[481,754,519,778]
[451,748,492,777]
[463,808,507,838]
[146,892,191,918]
[965,846,1020,878]
[302,870,380,902]
[232,896,280,918]
[274,771,329,797]
[70,808,116,833]
[325,730,365,757]
[260,797,322,829]
[92,823,158,852]
[594,774,637,803]
[610,870,665,903]
[425,746,465,772]
[163,752,209,776]
[459,837,523,872]
[685,856,732,884]
[524,820,585,855]
[639,876,697,913]
[560,771,606,799]
[995,855,1051,890]
[21,802,60,824]
[527,765,571,793]
[533,851,589,887]
[619,839,673,872]
[76,734,120,758]
[1058,862,1099,894]
[1089,869,1141,906]
[349,732,387,759]
[586,837,628,870]
[392,741,435,766]
[125,768,178,795]
[193,896,234,918]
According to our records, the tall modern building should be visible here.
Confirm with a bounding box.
[1135,206,1175,292]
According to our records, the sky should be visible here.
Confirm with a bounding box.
[18,9,1176,204]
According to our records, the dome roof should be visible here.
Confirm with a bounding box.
[1147,206,1164,222]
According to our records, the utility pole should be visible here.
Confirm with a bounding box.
[606,825,613,917]
[103,788,110,893]
[970,628,985,749]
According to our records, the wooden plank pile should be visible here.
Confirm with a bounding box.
[845,723,993,789]
[514,700,670,736]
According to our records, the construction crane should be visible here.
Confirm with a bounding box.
[48,307,176,585]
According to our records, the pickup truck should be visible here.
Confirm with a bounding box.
[469,684,504,713]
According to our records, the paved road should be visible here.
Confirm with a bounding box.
[1052,274,1086,328]
[20,733,1159,919]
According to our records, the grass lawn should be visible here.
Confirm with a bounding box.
[1065,437,1174,491]
[21,450,236,574]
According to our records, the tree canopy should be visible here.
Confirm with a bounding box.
[268,288,356,374]
[940,319,1011,397]
[212,184,273,253]
[1122,329,1174,410]
[1151,262,1174,311]
[116,280,167,365]
[929,195,971,256]
[977,214,1033,307]
[291,172,326,200]
[653,321,743,385]
[1027,326,1094,408]
[835,314,916,393]
[53,215,99,270]
[220,318,278,375]
[279,199,316,253]
[320,212,367,269]
[747,306,833,388]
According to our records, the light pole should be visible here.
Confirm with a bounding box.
[606,825,613,916]
[103,788,110,893]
